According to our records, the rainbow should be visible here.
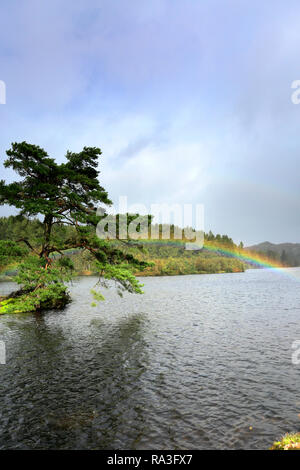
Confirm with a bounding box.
[138,238,300,281]
[203,243,300,282]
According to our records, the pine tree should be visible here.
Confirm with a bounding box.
[0,142,149,314]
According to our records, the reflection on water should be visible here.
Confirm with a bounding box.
[0,269,300,449]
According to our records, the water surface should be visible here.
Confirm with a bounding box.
[0,268,300,449]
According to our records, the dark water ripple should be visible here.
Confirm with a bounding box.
[0,268,300,449]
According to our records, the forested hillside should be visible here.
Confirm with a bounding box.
[0,216,245,277]
[247,241,300,267]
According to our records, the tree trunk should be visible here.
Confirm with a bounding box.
[40,214,53,259]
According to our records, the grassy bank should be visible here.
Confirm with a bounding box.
[0,240,246,281]
[270,433,300,450]
[66,239,246,277]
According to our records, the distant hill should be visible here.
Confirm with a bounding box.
[246,241,300,267]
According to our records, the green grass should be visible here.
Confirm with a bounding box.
[270,433,300,450]
[0,297,25,314]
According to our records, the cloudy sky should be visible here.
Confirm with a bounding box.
[0,0,300,245]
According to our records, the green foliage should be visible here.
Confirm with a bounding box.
[0,284,69,314]
[129,238,245,276]
[0,142,111,222]
[0,240,28,272]
[0,255,72,314]
[15,255,73,289]
[0,213,246,283]
[134,255,244,276]
[0,215,43,243]
[90,289,105,303]
[56,256,74,271]
[95,262,144,296]
[270,433,300,450]
[0,142,150,313]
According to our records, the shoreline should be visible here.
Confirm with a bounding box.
[0,269,245,283]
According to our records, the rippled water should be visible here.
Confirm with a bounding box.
[0,268,300,450]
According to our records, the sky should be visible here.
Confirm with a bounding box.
[0,0,300,245]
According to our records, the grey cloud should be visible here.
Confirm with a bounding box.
[1,0,300,244]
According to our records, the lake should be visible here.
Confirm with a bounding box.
[0,268,300,449]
